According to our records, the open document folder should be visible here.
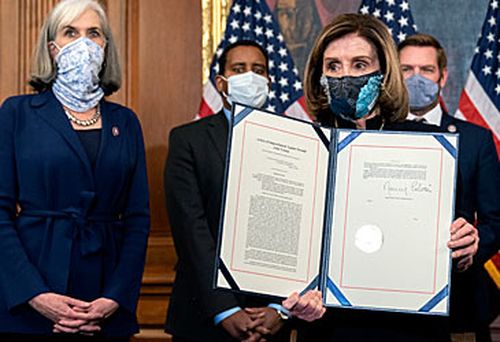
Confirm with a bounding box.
[215,103,458,315]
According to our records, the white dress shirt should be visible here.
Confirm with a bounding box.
[407,103,443,126]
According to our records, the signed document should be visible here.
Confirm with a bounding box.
[325,130,457,314]
[215,104,458,315]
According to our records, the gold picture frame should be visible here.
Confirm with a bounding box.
[201,0,231,84]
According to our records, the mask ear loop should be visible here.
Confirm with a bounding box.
[49,42,62,70]
[49,41,62,55]
[379,117,385,130]
[51,41,62,50]
[217,75,230,99]
[435,72,445,98]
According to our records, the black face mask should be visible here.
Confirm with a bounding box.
[320,71,383,122]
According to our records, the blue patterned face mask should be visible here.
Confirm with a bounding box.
[52,37,105,112]
[405,74,439,111]
[320,71,383,122]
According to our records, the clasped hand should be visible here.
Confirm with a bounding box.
[221,290,325,341]
[221,307,278,342]
[29,293,119,335]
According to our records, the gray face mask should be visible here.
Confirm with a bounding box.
[405,74,439,111]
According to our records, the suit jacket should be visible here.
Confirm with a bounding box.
[0,91,150,335]
[439,114,500,331]
[164,113,279,341]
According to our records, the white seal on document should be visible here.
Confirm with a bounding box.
[354,225,383,254]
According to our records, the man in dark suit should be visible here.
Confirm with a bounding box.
[399,33,500,342]
[164,40,324,342]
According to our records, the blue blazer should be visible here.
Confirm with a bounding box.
[0,91,150,335]
[440,114,500,331]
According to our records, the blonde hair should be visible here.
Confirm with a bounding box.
[30,0,121,95]
[304,13,409,124]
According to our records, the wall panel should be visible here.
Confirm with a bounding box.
[0,0,20,102]
[137,0,202,237]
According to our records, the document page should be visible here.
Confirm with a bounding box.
[326,131,456,314]
[217,106,328,297]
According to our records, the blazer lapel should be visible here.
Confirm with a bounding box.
[207,112,229,163]
[440,112,453,128]
[31,91,94,181]
[93,99,110,173]
[439,112,461,134]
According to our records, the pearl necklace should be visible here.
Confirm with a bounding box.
[64,106,101,127]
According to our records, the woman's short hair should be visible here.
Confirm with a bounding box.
[30,0,121,95]
[304,13,408,125]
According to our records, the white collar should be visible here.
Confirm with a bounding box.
[408,104,443,126]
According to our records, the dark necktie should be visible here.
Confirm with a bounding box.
[414,117,427,124]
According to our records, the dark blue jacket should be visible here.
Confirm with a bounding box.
[440,114,500,331]
[0,91,150,335]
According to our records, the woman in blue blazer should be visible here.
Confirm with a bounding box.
[0,0,150,340]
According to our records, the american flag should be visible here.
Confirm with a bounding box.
[456,0,500,158]
[198,0,310,121]
[358,0,417,44]
[359,1,452,114]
